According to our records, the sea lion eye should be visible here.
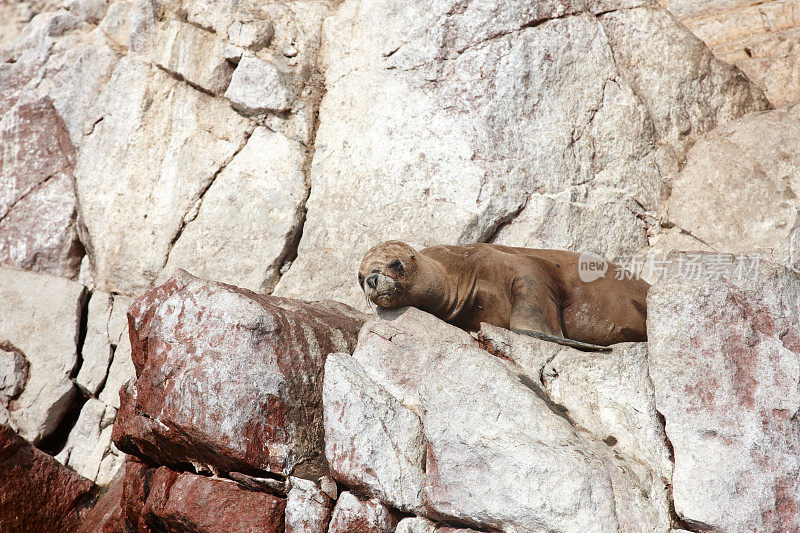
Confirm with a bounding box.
[358,273,365,288]
[388,260,405,274]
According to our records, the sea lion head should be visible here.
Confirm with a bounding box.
[358,241,420,307]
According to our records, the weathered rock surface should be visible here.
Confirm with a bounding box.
[659,0,800,107]
[648,263,800,530]
[121,461,286,532]
[113,269,365,478]
[147,17,234,95]
[158,126,308,293]
[285,476,335,533]
[662,104,800,269]
[328,491,399,533]
[56,398,123,486]
[225,56,294,114]
[0,266,85,443]
[0,97,81,279]
[324,352,426,513]
[0,424,95,532]
[274,0,768,310]
[74,57,252,296]
[477,324,673,481]
[326,307,670,531]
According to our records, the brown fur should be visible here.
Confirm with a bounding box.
[358,241,649,346]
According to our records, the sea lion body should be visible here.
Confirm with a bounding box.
[358,241,649,346]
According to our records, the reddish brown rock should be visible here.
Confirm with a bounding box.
[120,459,151,533]
[327,491,399,533]
[77,472,124,533]
[113,269,365,479]
[0,98,82,279]
[120,460,285,532]
[0,424,95,532]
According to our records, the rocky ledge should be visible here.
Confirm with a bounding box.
[4,263,798,532]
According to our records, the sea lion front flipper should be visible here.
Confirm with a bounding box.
[511,329,613,353]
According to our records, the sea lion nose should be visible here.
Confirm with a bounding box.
[365,273,379,290]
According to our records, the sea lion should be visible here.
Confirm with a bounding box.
[357,241,649,351]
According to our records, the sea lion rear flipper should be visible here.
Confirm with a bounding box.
[511,329,613,353]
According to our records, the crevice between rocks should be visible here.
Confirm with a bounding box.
[262,27,330,294]
[0,172,61,225]
[159,126,256,275]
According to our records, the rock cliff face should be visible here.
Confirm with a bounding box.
[657,0,800,107]
[1,0,800,530]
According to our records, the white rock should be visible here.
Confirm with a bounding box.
[324,352,426,513]
[55,398,121,484]
[0,347,28,402]
[275,0,766,310]
[224,56,294,114]
[661,104,800,270]
[285,476,334,533]
[98,323,133,409]
[336,307,669,531]
[76,291,114,395]
[227,19,274,50]
[0,266,85,443]
[541,341,672,480]
[477,324,672,480]
[148,18,233,95]
[395,517,436,533]
[599,6,770,159]
[319,475,337,500]
[76,291,132,396]
[158,127,307,293]
[61,0,109,24]
[74,56,251,296]
[328,491,399,533]
[647,265,800,530]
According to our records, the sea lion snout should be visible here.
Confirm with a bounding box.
[362,272,398,304]
[358,240,420,307]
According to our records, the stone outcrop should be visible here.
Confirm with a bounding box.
[0,424,95,531]
[2,0,800,530]
[0,266,85,443]
[274,0,769,310]
[648,262,800,530]
[661,104,800,268]
[325,307,670,531]
[112,269,365,479]
[658,0,800,107]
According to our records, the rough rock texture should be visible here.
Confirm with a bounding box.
[147,17,234,95]
[659,0,800,107]
[0,96,82,279]
[56,398,123,486]
[662,104,800,269]
[285,476,335,533]
[75,290,131,396]
[0,424,95,532]
[113,269,365,478]
[326,307,670,531]
[74,57,252,296]
[327,491,399,533]
[122,462,286,532]
[0,266,86,443]
[478,324,673,481]
[158,126,308,293]
[324,352,426,513]
[76,472,125,533]
[648,263,800,530]
[274,0,769,310]
[225,56,294,114]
